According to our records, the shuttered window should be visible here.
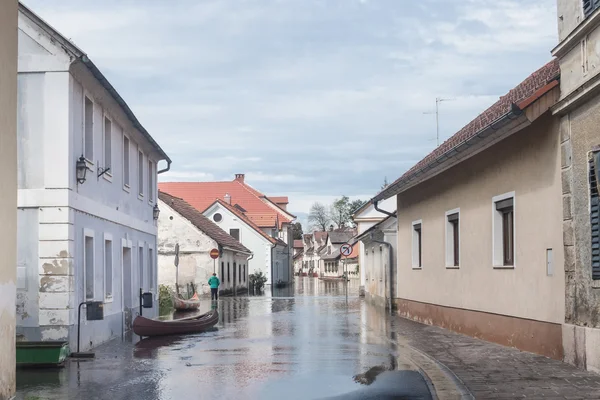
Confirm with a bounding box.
[584,0,600,18]
[590,154,600,280]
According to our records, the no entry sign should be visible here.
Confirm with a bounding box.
[210,248,220,259]
[340,243,352,257]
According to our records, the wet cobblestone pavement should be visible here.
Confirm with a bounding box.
[15,279,434,400]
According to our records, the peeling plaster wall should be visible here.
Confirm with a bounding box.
[556,0,583,43]
[0,1,18,399]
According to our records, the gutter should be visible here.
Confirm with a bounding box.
[374,201,395,217]
[370,232,394,314]
[372,103,524,203]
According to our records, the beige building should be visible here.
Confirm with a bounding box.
[0,1,18,398]
[373,60,564,359]
[553,1,600,373]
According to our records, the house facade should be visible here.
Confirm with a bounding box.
[373,61,565,359]
[322,240,360,279]
[553,0,600,372]
[159,174,294,285]
[157,192,251,296]
[301,231,328,276]
[0,1,18,398]
[202,199,289,285]
[357,215,397,309]
[16,5,170,351]
[353,197,396,296]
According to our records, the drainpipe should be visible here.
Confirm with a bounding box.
[374,200,395,218]
[157,159,172,174]
[246,253,254,295]
[370,232,394,314]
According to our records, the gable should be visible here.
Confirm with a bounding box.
[158,201,217,253]
[203,202,272,245]
[17,12,73,71]
[354,197,396,220]
[18,29,51,56]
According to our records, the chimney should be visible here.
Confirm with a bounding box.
[224,193,231,204]
[234,173,245,182]
[329,224,334,232]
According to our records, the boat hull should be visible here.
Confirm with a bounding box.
[172,292,200,311]
[132,310,219,337]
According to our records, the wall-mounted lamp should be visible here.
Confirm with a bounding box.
[153,203,160,220]
[76,155,87,184]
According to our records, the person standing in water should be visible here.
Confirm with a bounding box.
[208,273,220,301]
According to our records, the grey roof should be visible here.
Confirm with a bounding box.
[329,231,354,244]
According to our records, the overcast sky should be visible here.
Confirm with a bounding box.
[24,0,558,217]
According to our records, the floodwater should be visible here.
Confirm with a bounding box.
[16,278,432,400]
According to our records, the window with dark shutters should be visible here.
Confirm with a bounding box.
[590,154,600,280]
[584,0,600,18]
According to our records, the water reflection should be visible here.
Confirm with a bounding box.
[17,277,415,400]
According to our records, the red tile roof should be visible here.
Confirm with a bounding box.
[314,231,328,243]
[207,198,279,245]
[159,179,293,228]
[293,240,304,249]
[158,191,251,254]
[377,59,560,200]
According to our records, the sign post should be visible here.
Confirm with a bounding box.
[210,248,220,274]
[340,243,353,302]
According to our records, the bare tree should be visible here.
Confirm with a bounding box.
[308,202,330,231]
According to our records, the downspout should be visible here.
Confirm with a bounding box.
[374,200,395,218]
[157,159,172,174]
[370,232,394,314]
[246,253,254,295]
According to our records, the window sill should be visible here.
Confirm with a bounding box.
[412,267,422,270]
[592,280,600,289]
[446,266,460,269]
[138,194,144,201]
[493,265,514,270]
[123,184,130,193]
[102,172,113,183]
[104,296,114,303]
[84,158,94,168]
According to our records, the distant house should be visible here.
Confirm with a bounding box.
[293,240,304,274]
[372,60,563,359]
[159,174,295,285]
[15,4,170,351]
[352,197,396,296]
[356,214,397,309]
[202,199,289,285]
[157,192,251,296]
[321,240,359,279]
[301,231,328,277]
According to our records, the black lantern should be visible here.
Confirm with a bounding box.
[76,155,87,184]
[153,203,160,220]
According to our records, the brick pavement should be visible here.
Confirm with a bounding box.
[390,315,600,399]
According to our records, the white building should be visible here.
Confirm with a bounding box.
[15,4,170,351]
[352,197,396,295]
[203,199,289,285]
[157,192,252,296]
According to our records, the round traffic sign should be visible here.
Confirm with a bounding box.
[340,243,352,257]
[210,248,220,259]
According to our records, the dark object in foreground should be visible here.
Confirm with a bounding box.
[16,341,70,368]
[132,309,219,337]
[319,370,433,400]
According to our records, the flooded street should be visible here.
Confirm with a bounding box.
[16,278,432,400]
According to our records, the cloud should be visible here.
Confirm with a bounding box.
[22,0,558,212]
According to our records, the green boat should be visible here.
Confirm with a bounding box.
[16,341,70,368]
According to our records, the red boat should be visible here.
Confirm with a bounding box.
[172,292,200,311]
[132,310,219,337]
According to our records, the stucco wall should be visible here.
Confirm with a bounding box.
[558,23,600,99]
[395,114,564,324]
[557,0,583,42]
[0,1,18,398]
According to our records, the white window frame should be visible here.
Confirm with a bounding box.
[138,148,144,200]
[138,241,145,291]
[492,191,516,269]
[83,93,95,164]
[148,245,156,299]
[104,233,113,302]
[445,208,460,268]
[148,160,154,204]
[121,238,133,309]
[102,113,113,182]
[83,228,95,301]
[411,219,422,269]
[123,134,131,192]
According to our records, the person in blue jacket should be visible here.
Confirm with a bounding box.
[208,273,220,301]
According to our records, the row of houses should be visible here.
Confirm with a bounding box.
[294,228,358,279]
[356,0,600,373]
[0,1,295,368]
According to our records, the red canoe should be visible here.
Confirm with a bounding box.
[132,310,219,337]
[172,292,200,311]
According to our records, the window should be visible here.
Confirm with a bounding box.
[149,248,154,291]
[412,220,422,268]
[84,232,94,300]
[589,153,600,280]
[221,262,225,282]
[227,262,231,282]
[104,238,113,299]
[213,213,222,223]
[230,229,240,241]
[138,150,144,197]
[492,193,515,267]
[445,210,460,267]
[148,161,154,203]
[243,264,246,282]
[103,116,112,172]
[239,263,241,283]
[583,0,600,18]
[138,245,144,290]
[123,136,130,187]
[84,96,94,161]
